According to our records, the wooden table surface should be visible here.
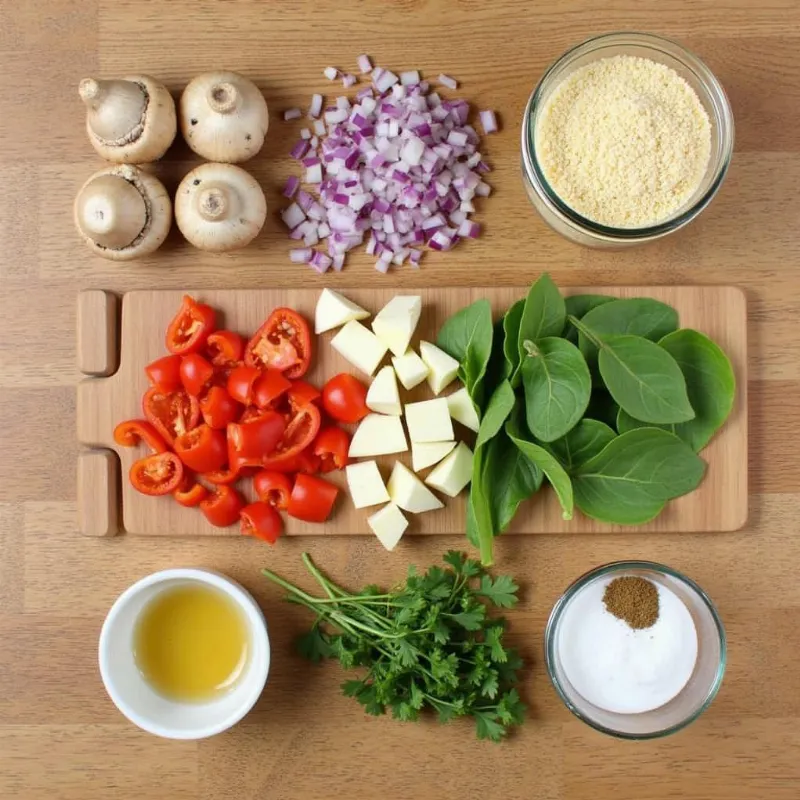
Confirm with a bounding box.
[2,1,798,798]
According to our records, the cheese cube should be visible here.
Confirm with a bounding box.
[387,461,444,513]
[345,461,390,509]
[405,398,454,443]
[391,349,429,390]
[366,365,402,416]
[331,320,388,376]
[315,288,370,334]
[446,387,480,432]
[367,502,409,551]
[349,413,408,457]
[371,295,422,357]
[411,440,456,472]
[419,341,459,395]
[425,441,473,497]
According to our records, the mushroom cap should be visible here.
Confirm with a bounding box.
[80,75,177,164]
[174,163,267,252]
[74,165,172,260]
[179,71,269,163]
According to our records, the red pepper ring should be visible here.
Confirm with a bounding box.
[240,501,283,544]
[173,478,209,507]
[129,452,184,496]
[113,419,169,454]
[200,485,244,527]
[253,470,293,510]
[313,426,351,472]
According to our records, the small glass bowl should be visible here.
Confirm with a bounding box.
[521,32,734,247]
[544,561,726,739]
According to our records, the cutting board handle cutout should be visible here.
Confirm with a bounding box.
[77,290,119,376]
[77,449,120,537]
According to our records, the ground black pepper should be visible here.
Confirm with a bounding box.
[603,576,659,629]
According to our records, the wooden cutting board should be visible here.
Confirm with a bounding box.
[76,285,748,537]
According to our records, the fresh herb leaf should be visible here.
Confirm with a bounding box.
[521,337,591,442]
[503,299,525,384]
[475,379,516,450]
[476,574,520,608]
[586,388,621,431]
[617,329,735,452]
[480,671,500,700]
[564,294,614,343]
[517,274,566,367]
[574,428,706,523]
[475,710,506,742]
[546,419,616,472]
[296,625,331,662]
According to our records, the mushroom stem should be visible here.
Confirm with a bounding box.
[197,185,232,221]
[207,82,239,114]
[75,173,148,250]
[79,77,148,142]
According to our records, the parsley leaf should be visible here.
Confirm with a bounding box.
[476,574,520,608]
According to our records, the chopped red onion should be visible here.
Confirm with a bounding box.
[283,108,302,121]
[374,69,399,93]
[342,73,357,88]
[290,139,310,160]
[310,251,333,272]
[324,66,338,81]
[305,164,323,184]
[438,73,458,90]
[300,128,312,140]
[318,222,331,239]
[313,119,326,136]
[308,93,323,118]
[332,253,346,271]
[282,203,306,229]
[458,220,481,238]
[290,248,312,264]
[283,175,300,198]
[357,54,372,74]
[400,70,420,86]
[479,109,498,134]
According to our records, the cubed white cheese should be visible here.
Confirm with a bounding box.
[367,502,409,551]
[366,365,402,416]
[391,349,429,390]
[425,441,473,497]
[411,440,456,472]
[345,460,390,509]
[387,461,444,513]
[331,320,388,376]
[315,288,370,334]
[419,341,459,395]
[405,398,454,443]
[371,295,422,357]
[446,386,480,432]
[349,413,408,457]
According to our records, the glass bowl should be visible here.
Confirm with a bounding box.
[544,561,726,739]
[521,32,734,247]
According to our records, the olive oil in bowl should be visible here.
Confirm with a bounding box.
[133,582,250,702]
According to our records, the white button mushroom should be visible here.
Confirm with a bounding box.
[179,71,269,163]
[175,163,267,252]
[73,165,172,260]
[78,75,177,164]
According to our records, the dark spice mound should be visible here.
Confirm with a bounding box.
[603,576,659,630]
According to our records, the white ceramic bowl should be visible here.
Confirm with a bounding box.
[99,568,270,739]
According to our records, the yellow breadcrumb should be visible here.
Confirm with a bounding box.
[535,55,712,228]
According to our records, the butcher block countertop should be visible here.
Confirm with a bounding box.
[2,2,799,799]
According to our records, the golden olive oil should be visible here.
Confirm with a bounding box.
[133,583,250,702]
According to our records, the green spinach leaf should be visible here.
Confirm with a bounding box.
[475,379,516,450]
[517,274,565,367]
[564,294,614,343]
[616,329,736,452]
[546,419,616,472]
[506,408,574,520]
[520,337,591,442]
[502,299,525,384]
[436,298,493,400]
[586,389,621,431]
[573,428,706,524]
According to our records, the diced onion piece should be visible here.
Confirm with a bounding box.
[305,164,323,184]
[324,66,338,81]
[283,108,302,121]
[479,109,498,134]
[290,248,312,263]
[342,73,357,88]
[283,175,300,198]
[438,73,458,89]
[281,203,306,229]
[300,127,312,140]
[400,70,420,86]
[357,54,372,74]
[308,93,323,118]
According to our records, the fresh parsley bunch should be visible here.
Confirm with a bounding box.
[263,551,525,742]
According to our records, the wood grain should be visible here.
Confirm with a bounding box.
[2,1,799,798]
[76,286,748,537]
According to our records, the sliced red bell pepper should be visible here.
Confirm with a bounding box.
[240,501,283,544]
[245,308,312,379]
[130,452,184,496]
[287,473,338,522]
[253,369,292,409]
[113,419,168,454]
[199,386,241,429]
[206,330,244,366]
[173,478,209,507]
[253,470,293,510]
[227,364,261,406]
[166,295,216,356]
[142,387,200,445]
[145,354,183,392]
[287,379,321,408]
[227,412,286,470]
[202,465,240,485]
[174,424,228,473]
[180,353,214,397]
[262,402,322,470]
[313,426,351,472]
[200,485,244,527]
